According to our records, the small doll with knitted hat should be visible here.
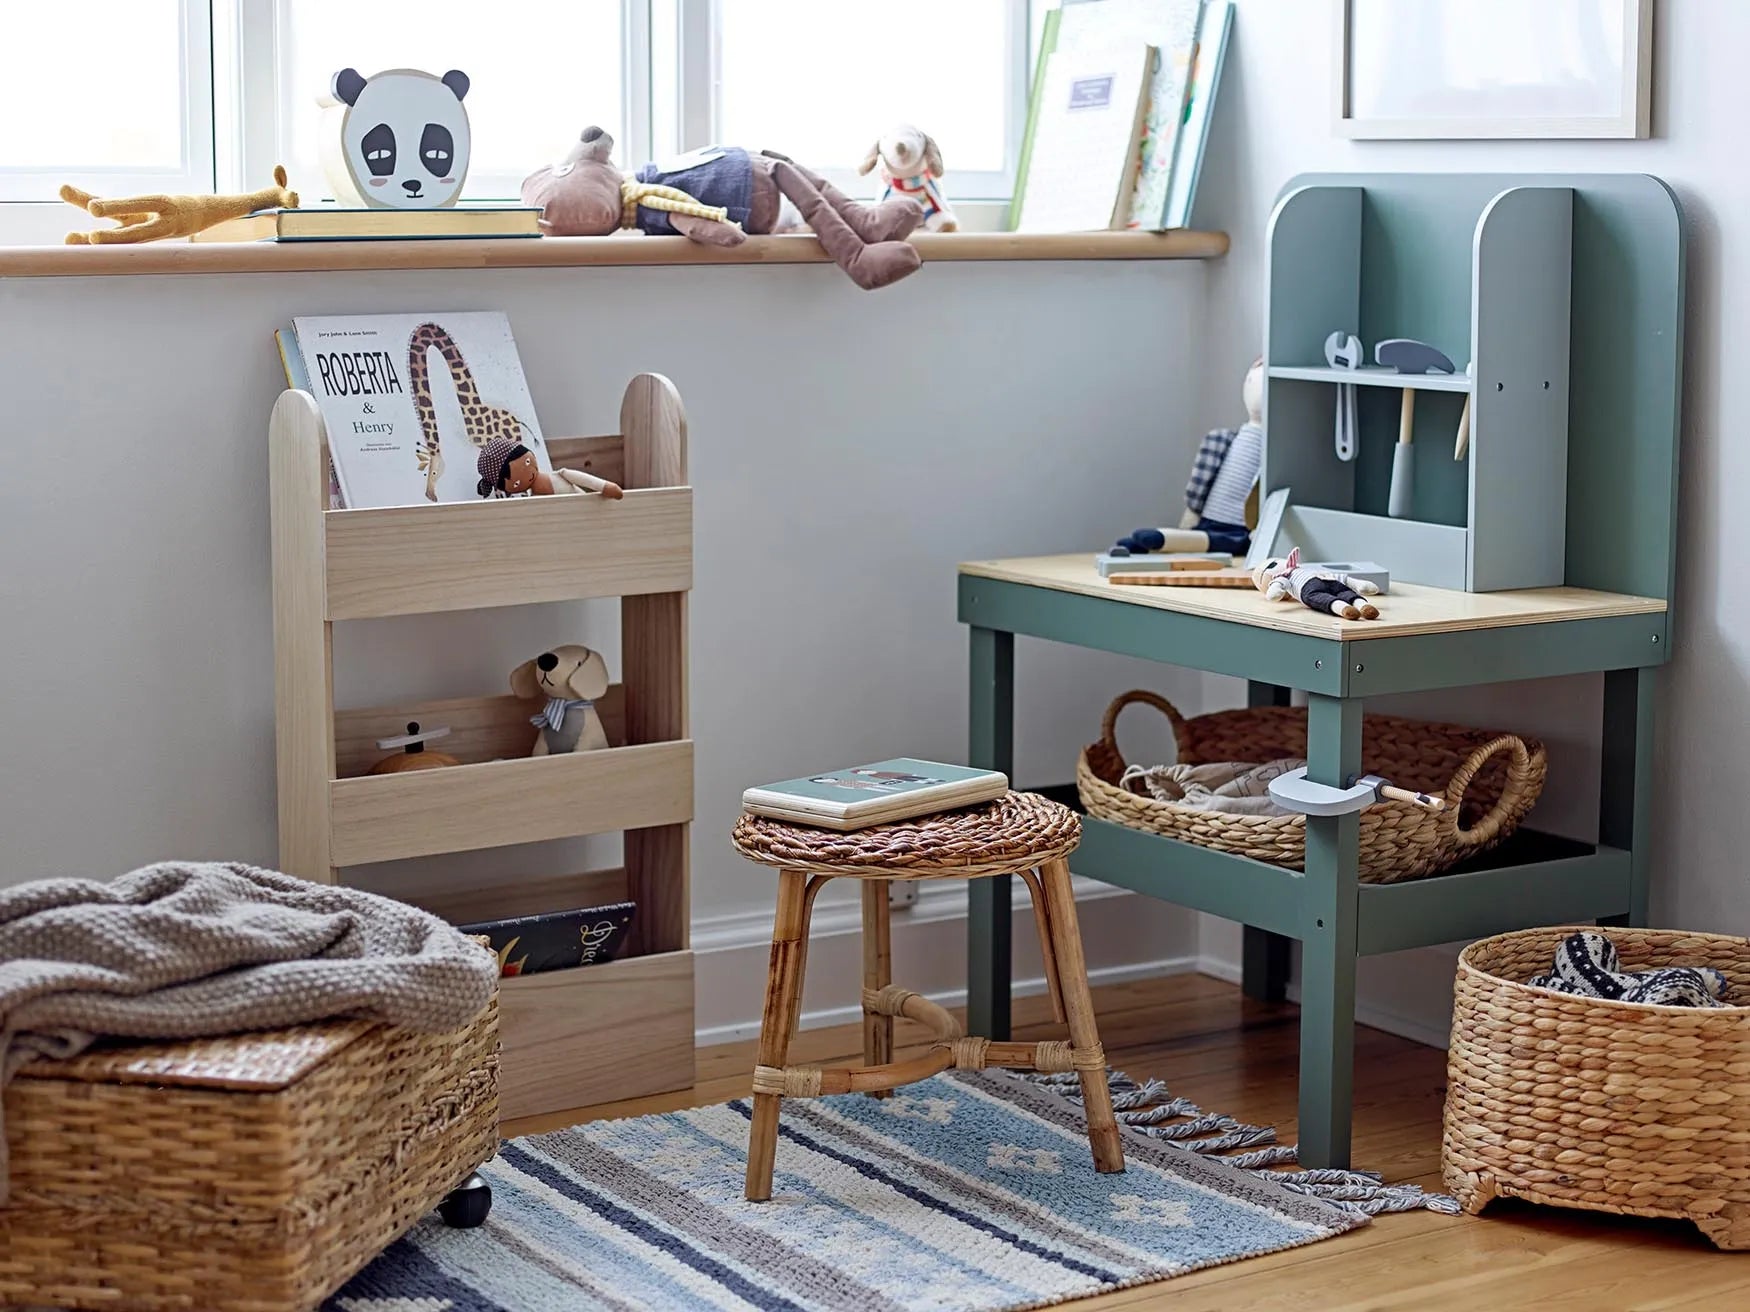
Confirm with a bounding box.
[476,437,623,501]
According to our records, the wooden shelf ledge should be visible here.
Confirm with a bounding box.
[0,228,1229,278]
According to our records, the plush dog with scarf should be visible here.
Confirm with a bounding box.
[858,124,957,232]
[511,645,610,755]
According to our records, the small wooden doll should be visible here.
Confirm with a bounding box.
[1252,548,1382,620]
[476,438,622,500]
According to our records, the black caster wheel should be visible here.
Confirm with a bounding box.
[439,1173,493,1228]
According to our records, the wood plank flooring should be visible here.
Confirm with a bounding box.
[505,972,1749,1311]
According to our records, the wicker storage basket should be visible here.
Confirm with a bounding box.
[0,999,500,1312]
[1077,690,1547,883]
[1444,927,1750,1249]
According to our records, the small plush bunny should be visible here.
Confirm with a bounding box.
[859,124,957,233]
[510,645,611,755]
[1252,548,1382,621]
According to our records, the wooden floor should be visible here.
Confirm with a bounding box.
[506,973,1750,1311]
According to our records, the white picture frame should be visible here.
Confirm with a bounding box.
[1332,0,1652,139]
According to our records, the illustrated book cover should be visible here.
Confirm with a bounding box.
[1016,0,1204,231]
[742,759,1009,830]
[460,902,636,978]
[1013,43,1158,232]
[290,311,551,509]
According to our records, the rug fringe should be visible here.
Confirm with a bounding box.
[1021,1068,1458,1217]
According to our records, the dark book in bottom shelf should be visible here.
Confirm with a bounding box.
[460,902,636,977]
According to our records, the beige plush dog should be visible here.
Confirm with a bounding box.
[511,645,611,755]
[859,125,956,232]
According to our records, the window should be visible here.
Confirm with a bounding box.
[267,0,632,203]
[711,0,1029,196]
[0,0,213,202]
[1,1,1032,212]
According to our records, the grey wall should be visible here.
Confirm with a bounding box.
[0,257,1211,1025]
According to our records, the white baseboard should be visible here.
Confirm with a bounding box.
[691,878,1196,1046]
[696,953,1200,1047]
[1195,953,1451,1050]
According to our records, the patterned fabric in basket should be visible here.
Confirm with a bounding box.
[1077,691,1547,883]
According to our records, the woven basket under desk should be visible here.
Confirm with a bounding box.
[0,1000,500,1312]
[1077,691,1547,882]
[1444,928,1750,1249]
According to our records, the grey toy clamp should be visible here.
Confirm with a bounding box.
[1267,769,1446,817]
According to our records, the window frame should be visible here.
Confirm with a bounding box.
[229,0,654,202]
[2,0,1033,217]
[0,0,217,204]
[673,0,1033,201]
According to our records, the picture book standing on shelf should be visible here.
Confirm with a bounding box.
[1015,0,1206,230]
[743,759,1009,830]
[288,311,551,508]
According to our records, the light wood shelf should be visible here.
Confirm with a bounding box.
[269,374,696,1120]
[0,228,1229,278]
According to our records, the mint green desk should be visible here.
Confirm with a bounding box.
[959,558,1669,1169]
[958,171,1684,1168]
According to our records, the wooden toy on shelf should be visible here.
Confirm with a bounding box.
[368,721,461,774]
[270,373,694,1120]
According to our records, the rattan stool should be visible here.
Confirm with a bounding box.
[732,791,1123,1201]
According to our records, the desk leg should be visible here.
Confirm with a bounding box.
[1599,666,1657,929]
[968,626,1015,1040]
[1298,694,1362,1170]
[1243,682,1295,1002]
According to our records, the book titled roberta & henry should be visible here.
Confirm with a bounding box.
[284,311,553,509]
[742,759,1009,831]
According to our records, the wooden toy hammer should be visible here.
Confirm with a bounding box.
[1376,338,1456,519]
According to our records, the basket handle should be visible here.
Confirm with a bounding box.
[1099,690,1191,763]
[1446,735,1535,851]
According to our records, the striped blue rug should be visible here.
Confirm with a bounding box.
[328,1069,1453,1311]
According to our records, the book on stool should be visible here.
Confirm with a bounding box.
[742,757,1007,831]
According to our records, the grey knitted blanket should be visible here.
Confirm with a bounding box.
[0,861,498,1198]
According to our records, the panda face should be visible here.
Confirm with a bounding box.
[324,67,471,209]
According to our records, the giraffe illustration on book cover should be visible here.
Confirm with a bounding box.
[406,321,533,501]
[289,311,550,508]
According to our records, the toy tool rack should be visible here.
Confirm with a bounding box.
[269,376,694,1120]
[1262,173,1684,596]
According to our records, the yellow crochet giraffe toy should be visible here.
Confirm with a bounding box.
[60,166,299,245]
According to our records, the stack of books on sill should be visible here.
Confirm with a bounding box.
[194,204,541,243]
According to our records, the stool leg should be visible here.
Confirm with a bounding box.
[1018,867,1066,1024]
[747,868,814,1201]
[1039,859,1125,1174]
[861,879,893,1095]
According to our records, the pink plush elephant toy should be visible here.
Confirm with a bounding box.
[522,127,926,291]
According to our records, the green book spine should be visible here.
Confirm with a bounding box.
[1007,4,1063,233]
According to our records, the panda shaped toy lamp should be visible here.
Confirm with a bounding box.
[318,67,471,208]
